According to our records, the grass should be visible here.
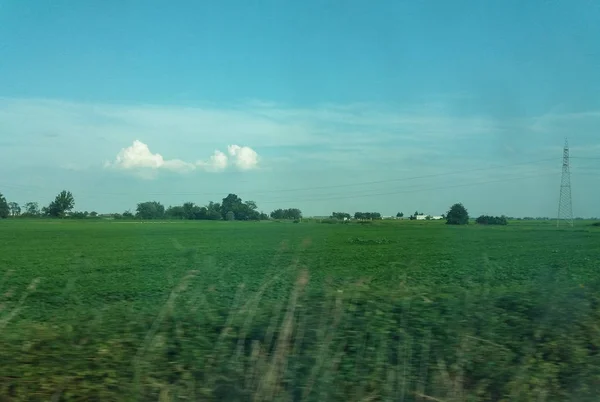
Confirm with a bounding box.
[1,219,600,401]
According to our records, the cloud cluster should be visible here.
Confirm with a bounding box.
[105,140,259,177]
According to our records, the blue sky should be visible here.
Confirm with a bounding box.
[1,0,599,217]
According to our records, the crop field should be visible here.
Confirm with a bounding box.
[2,219,600,401]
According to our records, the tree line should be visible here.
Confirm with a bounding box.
[0,191,302,221]
[330,212,385,220]
[0,191,75,218]
[322,206,502,225]
[2,190,511,227]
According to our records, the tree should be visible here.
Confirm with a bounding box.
[221,194,242,218]
[270,209,283,219]
[286,208,302,220]
[354,212,382,220]
[475,215,508,225]
[0,193,9,219]
[69,211,88,219]
[180,202,199,220]
[270,208,302,220]
[225,211,235,221]
[193,206,209,220]
[331,212,351,220]
[136,201,165,219]
[8,202,21,217]
[244,200,258,211]
[446,203,469,225]
[90,211,98,218]
[205,201,222,220]
[45,190,75,218]
[243,201,261,220]
[220,194,260,220]
[23,202,40,217]
[396,212,404,218]
[165,205,185,219]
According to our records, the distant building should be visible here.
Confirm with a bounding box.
[415,214,443,221]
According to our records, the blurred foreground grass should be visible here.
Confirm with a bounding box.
[3,264,600,401]
[1,220,600,401]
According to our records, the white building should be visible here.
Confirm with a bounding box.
[416,215,444,220]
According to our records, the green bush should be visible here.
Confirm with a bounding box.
[476,215,508,225]
[320,218,339,224]
[347,237,393,245]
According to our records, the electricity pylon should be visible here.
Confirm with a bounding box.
[557,138,573,227]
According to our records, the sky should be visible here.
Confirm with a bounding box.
[1,0,599,217]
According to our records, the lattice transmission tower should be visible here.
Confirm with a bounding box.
[557,138,574,227]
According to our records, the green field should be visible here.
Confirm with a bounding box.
[2,219,600,401]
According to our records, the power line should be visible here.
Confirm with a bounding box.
[1,172,561,206]
[259,169,554,202]
[259,172,559,205]
[194,157,560,195]
[0,157,560,198]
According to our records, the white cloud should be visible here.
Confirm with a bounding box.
[196,150,229,172]
[107,140,195,173]
[105,140,258,177]
[228,145,259,170]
